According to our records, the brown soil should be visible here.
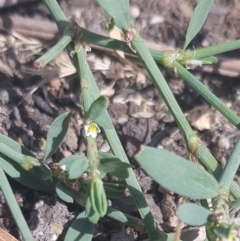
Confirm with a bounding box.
[0,0,240,240]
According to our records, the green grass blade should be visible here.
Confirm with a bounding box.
[34,31,75,68]
[0,168,35,241]
[0,156,55,193]
[42,0,68,30]
[174,61,240,128]
[71,45,169,241]
[188,39,240,59]
[96,0,133,31]
[218,138,240,190]
[182,0,213,50]
[0,134,34,156]
[132,32,194,142]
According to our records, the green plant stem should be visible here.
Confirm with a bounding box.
[74,27,240,67]
[174,61,240,128]
[69,189,145,232]
[218,138,240,190]
[71,45,169,241]
[187,39,240,60]
[0,168,35,241]
[42,0,68,30]
[198,145,240,199]
[132,32,194,141]
[130,32,240,200]
[34,30,75,68]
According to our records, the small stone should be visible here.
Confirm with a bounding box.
[130,5,140,18]
[49,77,61,91]
[65,127,78,150]
[149,15,164,25]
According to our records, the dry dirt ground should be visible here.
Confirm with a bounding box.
[0,0,240,240]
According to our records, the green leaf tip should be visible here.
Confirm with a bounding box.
[182,0,214,50]
[177,202,211,226]
[86,96,109,121]
[64,211,94,240]
[43,112,71,161]
[96,0,133,31]
[56,181,74,203]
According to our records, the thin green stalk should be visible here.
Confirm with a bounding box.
[174,61,240,128]
[218,138,240,190]
[198,145,240,199]
[42,0,68,31]
[71,45,169,241]
[79,27,163,60]
[130,32,240,199]
[71,27,240,68]
[132,32,194,141]
[34,30,75,68]
[187,39,240,60]
[0,168,35,241]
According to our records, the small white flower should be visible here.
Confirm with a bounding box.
[185,59,203,69]
[84,123,101,138]
[60,164,67,171]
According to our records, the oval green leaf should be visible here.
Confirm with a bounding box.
[41,164,53,180]
[100,161,131,176]
[135,145,220,199]
[177,203,211,226]
[59,155,89,179]
[69,157,89,179]
[182,0,214,50]
[104,182,126,199]
[96,0,133,31]
[64,211,94,241]
[85,196,100,224]
[43,112,71,161]
[99,152,129,178]
[56,181,73,203]
[86,96,109,121]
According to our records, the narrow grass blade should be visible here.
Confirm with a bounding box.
[218,138,240,190]
[182,0,213,50]
[0,168,35,241]
[187,39,240,60]
[71,46,168,241]
[0,157,55,193]
[96,0,133,31]
[0,133,34,156]
[174,61,240,128]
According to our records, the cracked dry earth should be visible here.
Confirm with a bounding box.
[0,0,240,240]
